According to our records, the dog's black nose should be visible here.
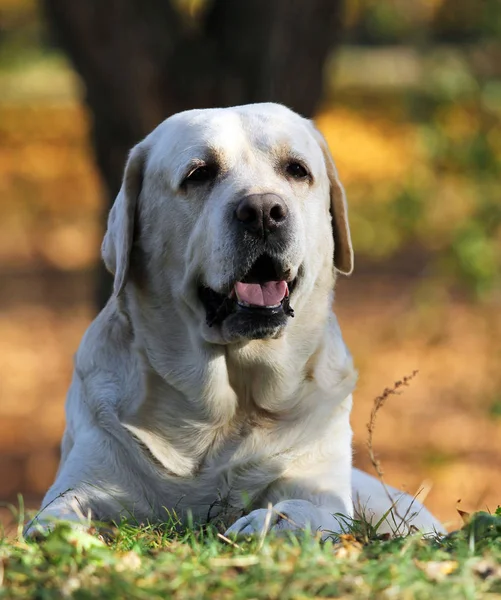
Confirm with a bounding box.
[235,194,288,237]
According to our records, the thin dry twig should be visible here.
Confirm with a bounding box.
[275,511,300,528]
[366,370,420,534]
[24,489,71,536]
[399,479,433,531]
[414,479,432,506]
[257,503,274,550]
[217,533,241,549]
[366,370,419,477]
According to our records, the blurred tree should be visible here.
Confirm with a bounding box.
[42,0,344,308]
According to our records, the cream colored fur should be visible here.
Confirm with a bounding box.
[27,103,444,539]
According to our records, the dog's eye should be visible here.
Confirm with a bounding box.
[285,162,309,180]
[183,164,217,185]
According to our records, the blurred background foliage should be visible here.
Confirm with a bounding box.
[0,0,500,297]
[0,0,500,530]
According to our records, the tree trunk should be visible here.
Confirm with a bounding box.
[42,0,344,309]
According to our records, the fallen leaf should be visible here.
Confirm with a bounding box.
[472,559,501,580]
[209,556,260,568]
[116,551,142,572]
[334,534,363,559]
[415,560,458,582]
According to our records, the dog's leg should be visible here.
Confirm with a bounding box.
[225,455,353,540]
[225,401,355,540]
[225,497,350,540]
[351,468,446,535]
[24,429,133,538]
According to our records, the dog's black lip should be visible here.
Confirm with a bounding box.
[199,278,297,328]
[199,254,298,328]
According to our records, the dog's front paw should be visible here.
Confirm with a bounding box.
[23,517,91,541]
[225,500,319,538]
[23,521,54,541]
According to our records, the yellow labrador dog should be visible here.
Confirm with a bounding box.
[28,103,443,539]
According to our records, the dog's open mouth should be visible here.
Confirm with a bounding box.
[199,254,296,328]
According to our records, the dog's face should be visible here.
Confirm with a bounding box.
[102,103,353,344]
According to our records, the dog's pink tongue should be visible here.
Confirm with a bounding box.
[235,281,287,307]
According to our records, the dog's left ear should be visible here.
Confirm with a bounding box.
[310,124,354,275]
[102,143,146,296]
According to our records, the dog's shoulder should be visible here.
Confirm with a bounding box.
[73,298,142,413]
[78,298,133,363]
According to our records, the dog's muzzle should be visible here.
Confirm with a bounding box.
[198,193,300,340]
[198,253,297,338]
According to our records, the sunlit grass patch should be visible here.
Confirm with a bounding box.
[1,509,500,599]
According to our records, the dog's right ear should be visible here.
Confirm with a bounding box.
[102,144,146,297]
[309,123,354,276]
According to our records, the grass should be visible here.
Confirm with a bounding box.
[1,509,500,599]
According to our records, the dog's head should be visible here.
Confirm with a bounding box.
[102,103,353,344]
